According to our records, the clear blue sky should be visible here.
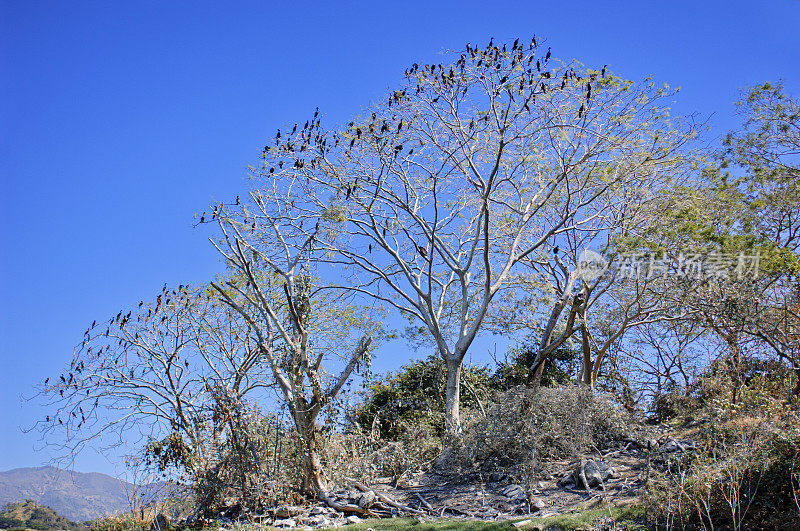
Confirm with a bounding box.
[2,0,798,476]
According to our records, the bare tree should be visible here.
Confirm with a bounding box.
[208,190,381,496]
[250,38,697,439]
[33,285,266,476]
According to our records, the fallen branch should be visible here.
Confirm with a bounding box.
[414,492,434,511]
[344,477,428,515]
[318,490,376,517]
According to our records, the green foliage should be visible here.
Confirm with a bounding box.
[145,432,196,475]
[493,341,578,389]
[351,355,494,440]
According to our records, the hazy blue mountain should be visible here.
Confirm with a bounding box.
[0,466,133,522]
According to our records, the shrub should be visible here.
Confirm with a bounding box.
[453,385,635,475]
[645,413,800,530]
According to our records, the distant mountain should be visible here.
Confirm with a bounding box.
[0,499,82,530]
[0,466,132,522]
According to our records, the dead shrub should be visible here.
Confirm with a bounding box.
[321,420,441,485]
[452,385,635,475]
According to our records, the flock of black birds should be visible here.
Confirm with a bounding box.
[256,36,605,195]
[42,282,195,430]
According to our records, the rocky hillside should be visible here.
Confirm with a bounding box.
[0,467,131,522]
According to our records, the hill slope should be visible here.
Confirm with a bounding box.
[0,467,130,522]
[0,499,82,530]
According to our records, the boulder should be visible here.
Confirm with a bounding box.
[529,497,546,512]
[151,513,170,531]
[583,459,615,488]
[274,518,297,528]
[357,490,377,509]
[345,515,362,524]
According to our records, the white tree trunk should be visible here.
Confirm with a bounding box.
[444,357,462,438]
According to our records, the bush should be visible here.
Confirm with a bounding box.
[323,420,441,484]
[645,412,800,530]
[191,403,302,516]
[453,385,635,475]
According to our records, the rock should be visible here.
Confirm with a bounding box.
[274,518,297,528]
[275,506,302,518]
[583,459,614,488]
[151,513,171,531]
[513,519,533,528]
[557,472,575,487]
[345,515,362,524]
[662,437,697,453]
[357,490,377,509]
[303,515,330,526]
[500,484,527,501]
[529,497,546,512]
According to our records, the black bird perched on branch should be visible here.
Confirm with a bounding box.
[545,47,551,61]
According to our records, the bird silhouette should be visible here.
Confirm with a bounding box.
[554,246,560,254]
[45,378,49,385]
[545,47,551,61]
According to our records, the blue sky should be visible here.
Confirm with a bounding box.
[1,0,799,476]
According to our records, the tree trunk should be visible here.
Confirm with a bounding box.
[580,318,594,391]
[527,356,547,389]
[444,357,462,438]
[300,427,328,496]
